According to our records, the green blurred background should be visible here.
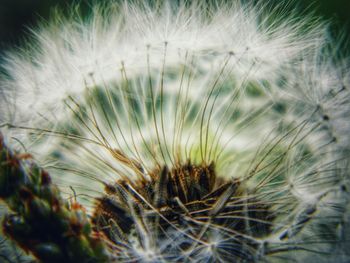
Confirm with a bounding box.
[0,0,349,53]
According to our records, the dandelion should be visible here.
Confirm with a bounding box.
[0,1,349,262]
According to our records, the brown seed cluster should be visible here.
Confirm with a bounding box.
[93,162,273,261]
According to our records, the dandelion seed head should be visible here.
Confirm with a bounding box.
[0,0,350,262]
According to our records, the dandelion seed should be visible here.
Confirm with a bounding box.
[0,1,349,262]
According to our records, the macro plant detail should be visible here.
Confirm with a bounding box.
[0,134,109,263]
[93,162,273,262]
[0,1,350,262]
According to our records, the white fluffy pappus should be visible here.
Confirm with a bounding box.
[0,1,350,262]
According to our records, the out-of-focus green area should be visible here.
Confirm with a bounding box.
[0,0,94,48]
[0,0,349,51]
